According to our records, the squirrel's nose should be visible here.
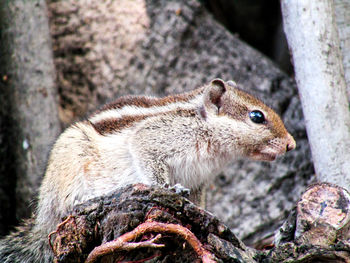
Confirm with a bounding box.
[286,134,296,152]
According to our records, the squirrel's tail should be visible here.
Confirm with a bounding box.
[0,218,53,263]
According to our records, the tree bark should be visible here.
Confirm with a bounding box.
[51,184,254,263]
[281,0,350,191]
[0,0,61,235]
[49,184,350,262]
[334,0,350,96]
[273,182,350,262]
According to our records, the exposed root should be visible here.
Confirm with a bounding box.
[117,251,162,263]
[48,215,75,251]
[85,221,216,263]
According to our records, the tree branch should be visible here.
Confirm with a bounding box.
[48,183,350,262]
[281,0,350,191]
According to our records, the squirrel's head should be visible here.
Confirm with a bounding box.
[203,78,296,161]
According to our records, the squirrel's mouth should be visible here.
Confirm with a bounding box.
[249,146,287,161]
[249,136,295,162]
[249,152,277,162]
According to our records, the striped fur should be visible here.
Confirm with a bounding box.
[0,79,295,262]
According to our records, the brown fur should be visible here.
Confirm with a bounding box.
[0,79,295,263]
[91,115,148,135]
[99,88,204,112]
[232,88,288,137]
[92,109,198,135]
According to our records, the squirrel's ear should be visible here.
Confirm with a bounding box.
[204,79,226,113]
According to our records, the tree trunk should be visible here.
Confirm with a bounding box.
[0,0,61,235]
[281,0,350,191]
[334,0,350,96]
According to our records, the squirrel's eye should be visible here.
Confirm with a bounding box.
[249,110,266,124]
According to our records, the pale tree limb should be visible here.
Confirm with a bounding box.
[334,0,350,95]
[281,0,350,191]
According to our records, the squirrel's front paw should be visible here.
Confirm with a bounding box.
[163,183,190,198]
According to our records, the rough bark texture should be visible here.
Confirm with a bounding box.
[49,184,350,262]
[273,183,350,262]
[281,0,350,191]
[46,0,314,246]
[0,0,61,235]
[51,184,255,263]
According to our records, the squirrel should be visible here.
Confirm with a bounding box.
[0,79,295,262]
